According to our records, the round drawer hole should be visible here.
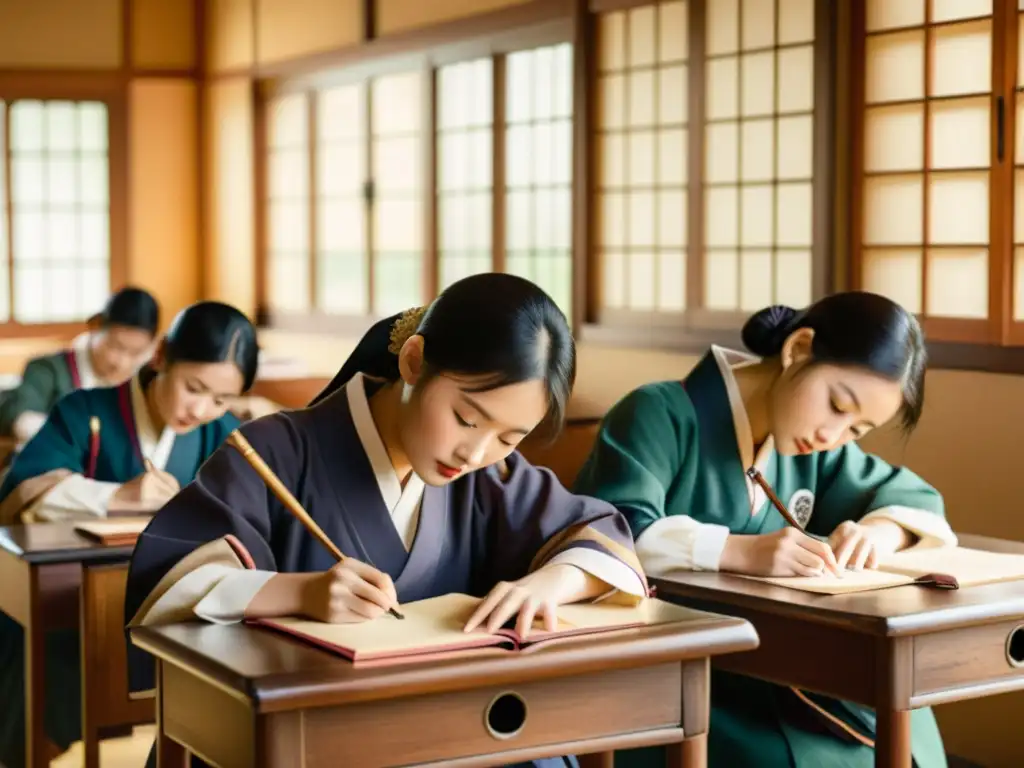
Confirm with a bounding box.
[1006,625,1024,667]
[484,691,527,740]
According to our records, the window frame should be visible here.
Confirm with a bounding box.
[844,0,1024,373]
[578,0,837,352]
[254,6,575,334]
[0,77,126,337]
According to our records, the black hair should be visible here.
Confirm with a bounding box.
[161,301,260,392]
[741,292,927,433]
[312,273,576,438]
[96,287,160,336]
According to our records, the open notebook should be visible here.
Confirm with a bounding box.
[741,543,1024,595]
[252,593,701,667]
[74,518,151,547]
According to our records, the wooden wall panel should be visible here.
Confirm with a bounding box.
[207,0,254,73]
[0,0,121,69]
[129,79,201,325]
[376,0,532,36]
[131,0,196,70]
[255,0,362,65]
[203,79,256,317]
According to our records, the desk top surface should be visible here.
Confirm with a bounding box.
[653,533,1024,637]
[131,600,757,714]
[0,522,135,565]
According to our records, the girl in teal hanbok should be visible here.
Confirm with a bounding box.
[0,300,259,768]
[574,292,955,768]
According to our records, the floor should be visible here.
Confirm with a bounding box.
[51,726,154,768]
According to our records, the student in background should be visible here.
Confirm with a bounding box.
[0,286,160,446]
[574,293,955,768]
[124,273,648,768]
[0,300,259,768]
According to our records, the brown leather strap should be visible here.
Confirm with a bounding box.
[790,688,876,748]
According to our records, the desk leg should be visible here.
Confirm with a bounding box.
[875,709,911,768]
[156,662,187,768]
[666,734,707,768]
[24,577,48,768]
[579,754,614,768]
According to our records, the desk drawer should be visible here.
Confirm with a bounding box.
[304,662,682,768]
[914,619,1024,701]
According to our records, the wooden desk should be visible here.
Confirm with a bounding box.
[131,603,759,768]
[652,533,1024,768]
[0,523,136,768]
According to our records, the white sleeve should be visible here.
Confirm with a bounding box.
[633,516,732,575]
[34,474,122,521]
[546,548,647,596]
[141,563,277,625]
[860,506,958,549]
[12,411,47,444]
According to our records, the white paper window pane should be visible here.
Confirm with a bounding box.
[865,104,924,173]
[778,0,814,44]
[706,186,739,247]
[705,251,739,309]
[741,186,773,247]
[775,250,812,307]
[628,252,656,309]
[80,213,109,260]
[707,0,739,55]
[927,173,988,244]
[739,250,773,311]
[657,251,686,310]
[861,249,922,313]
[775,183,812,247]
[863,175,923,244]
[603,252,625,308]
[269,256,310,312]
[929,98,989,169]
[926,249,988,318]
[50,213,77,259]
[10,102,44,152]
[79,103,108,151]
[867,0,923,31]
[13,266,47,322]
[930,21,991,98]
[47,158,76,206]
[48,269,78,321]
[866,31,925,103]
[13,212,44,261]
[318,253,367,314]
[79,157,109,205]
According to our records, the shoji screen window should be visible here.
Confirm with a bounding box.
[596,1,688,317]
[371,71,424,316]
[857,0,994,341]
[266,93,311,314]
[316,83,367,315]
[703,0,815,313]
[505,43,574,316]
[5,100,112,323]
[437,58,493,290]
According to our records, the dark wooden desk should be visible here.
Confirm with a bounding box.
[132,602,759,768]
[0,523,136,768]
[652,533,1024,768]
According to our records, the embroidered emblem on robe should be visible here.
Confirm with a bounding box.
[788,489,815,527]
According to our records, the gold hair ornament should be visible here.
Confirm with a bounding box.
[388,306,428,354]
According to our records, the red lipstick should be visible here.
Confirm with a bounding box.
[436,461,461,479]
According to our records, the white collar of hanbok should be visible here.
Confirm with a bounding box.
[71,332,101,389]
[345,372,426,519]
[129,374,176,470]
[710,345,775,513]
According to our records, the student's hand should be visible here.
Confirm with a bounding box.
[463,564,593,640]
[720,528,842,578]
[110,467,180,509]
[301,559,399,623]
[828,520,905,571]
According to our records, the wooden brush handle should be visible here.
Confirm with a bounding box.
[227,430,346,562]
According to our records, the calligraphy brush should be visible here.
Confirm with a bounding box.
[227,430,404,619]
[745,467,829,543]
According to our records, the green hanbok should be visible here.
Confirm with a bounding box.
[574,346,956,768]
[0,372,239,768]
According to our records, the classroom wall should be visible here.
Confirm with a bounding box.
[0,0,201,367]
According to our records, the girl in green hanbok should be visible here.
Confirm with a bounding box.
[575,292,954,768]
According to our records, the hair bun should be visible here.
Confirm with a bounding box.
[741,304,799,357]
